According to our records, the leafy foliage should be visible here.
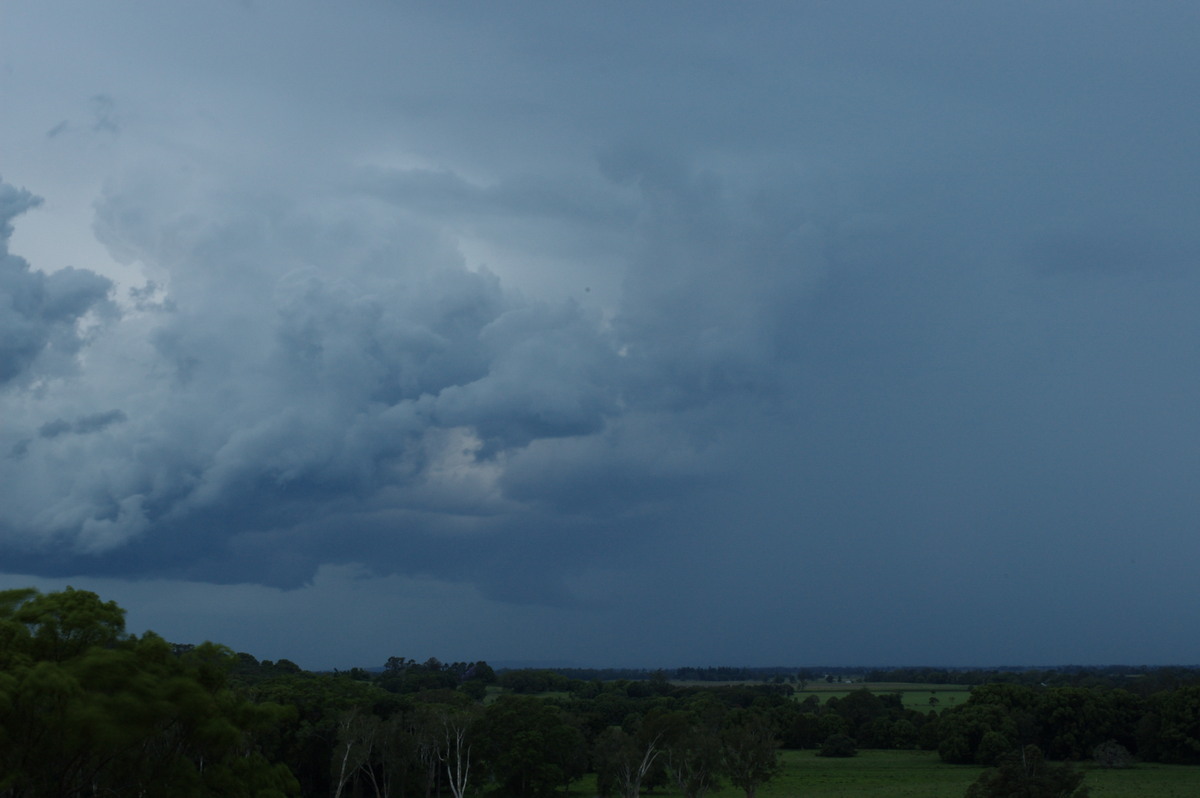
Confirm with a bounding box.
[818,733,858,758]
[721,708,782,798]
[476,694,587,797]
[0,587,298,798]
[1092,739,1133,769]
[6,585,1200,798]
[964,745,1089,798]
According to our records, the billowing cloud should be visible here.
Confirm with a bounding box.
[38,410,127,439]
[0,174,620,575]
[0,182,113,387]
[0,144,839,605]
[4,1,1200,667]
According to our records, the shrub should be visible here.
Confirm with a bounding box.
[1092,739,1133,769]
[965,745,1089,798]
[817,734,857,758]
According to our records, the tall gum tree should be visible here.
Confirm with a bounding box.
[0,587,299,798]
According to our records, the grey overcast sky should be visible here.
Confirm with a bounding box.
[2,1,1200,669]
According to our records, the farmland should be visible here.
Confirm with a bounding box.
[570,750,1199,798]
[790,680,973,711]
[8,587,1200,798]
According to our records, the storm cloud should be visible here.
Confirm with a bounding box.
[0,183,112,386]
[2,1,1200,668]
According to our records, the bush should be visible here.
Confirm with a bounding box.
[817,733,857,757]
[975,731,1011,766]
[1092,739,1133,769]
[965,745,1089,798]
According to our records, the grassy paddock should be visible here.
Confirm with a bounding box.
[718,749,982,798]
[1080,761,1200,798]
[791,682,972,711]
[567,750,1198,798]
[566,751,982,798]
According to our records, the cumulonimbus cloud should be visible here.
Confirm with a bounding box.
[0,155,826,594]
[0,180,114,387]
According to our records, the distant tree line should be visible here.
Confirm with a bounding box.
[934,681,1200,766]
[236,659,789,798]
[544,666,821,684]
[5,586,1200,798]
[863,665,1200,693]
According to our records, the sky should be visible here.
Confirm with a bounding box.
[2,1,1200,670]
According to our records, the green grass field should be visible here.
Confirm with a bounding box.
[716,749,981,798]
[791,681,972,711]
[1079,761,1200,798]
[514,680,1198,796]
[569,749,1199,798]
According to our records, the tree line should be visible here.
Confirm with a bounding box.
[546,667,812,684]
[863,665,1200,693]
[3,586,1200,798]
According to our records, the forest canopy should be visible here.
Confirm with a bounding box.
[3,587,1200,798]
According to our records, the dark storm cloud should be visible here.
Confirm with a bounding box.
[0,181,113,386]
[35,419,72,439]
[433,301,622,450]
[0,169,648,583]
[39,410,127,439]
[4,1,1200,666]
[601,147,825,414]
[0,149,820,597]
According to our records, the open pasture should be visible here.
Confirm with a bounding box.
[717,749,983,798]
[740,751,1200,798]
[572,750,1199,798]
[792,681,973,711]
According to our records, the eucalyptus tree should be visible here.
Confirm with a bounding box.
[0,587,298,798]
[652,706,724,798]
[720,708,781,798]
[476,695,587,798]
